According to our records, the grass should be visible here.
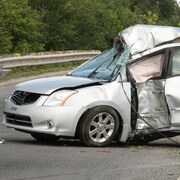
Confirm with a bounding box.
[0,60,85,82]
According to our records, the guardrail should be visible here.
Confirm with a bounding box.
[0,50,101,68]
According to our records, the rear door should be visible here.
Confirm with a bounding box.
[165,48,180,126]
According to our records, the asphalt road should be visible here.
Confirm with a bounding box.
[0,76,180,180]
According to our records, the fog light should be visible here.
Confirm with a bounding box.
[47,121,54,129]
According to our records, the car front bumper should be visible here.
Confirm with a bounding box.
[3,96,87,137]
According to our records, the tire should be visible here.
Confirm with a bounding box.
[31,133,60,143]
[79,106,120,147]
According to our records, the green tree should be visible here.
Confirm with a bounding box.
[0,28,12,54]
[158,0,177,20]
[29,0,77,51]
[0,0,44,54]
[29,0,138,51]
[131,0,180,26]
[28,0,180,52]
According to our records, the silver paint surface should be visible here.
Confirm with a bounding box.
[121,24,180,55]
[165,76,180,126]
[3,79,131,140]
[15,76,101,94]
[136,80,169,130]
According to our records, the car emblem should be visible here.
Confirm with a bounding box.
[11,107,17,111]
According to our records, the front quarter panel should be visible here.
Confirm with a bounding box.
[65,80,132,141]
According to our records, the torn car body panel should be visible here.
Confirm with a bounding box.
[126,42,180,137]
[122,25,180,138]
[136,80,169,131]
[120,24,180,55]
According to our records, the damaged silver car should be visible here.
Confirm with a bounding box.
[3,24,180,146]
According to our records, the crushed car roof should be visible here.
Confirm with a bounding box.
[120,24,180,55]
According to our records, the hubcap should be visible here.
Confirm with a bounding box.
[89,112,115,143]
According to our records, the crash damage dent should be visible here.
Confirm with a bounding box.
[120,24,180,55]
[126,50,170,133]
[136,80,169,131]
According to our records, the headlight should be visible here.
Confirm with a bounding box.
[43,90,77,106]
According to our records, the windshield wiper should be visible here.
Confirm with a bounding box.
[87,54,117,79]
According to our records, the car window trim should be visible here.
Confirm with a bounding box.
[166,48,180,78]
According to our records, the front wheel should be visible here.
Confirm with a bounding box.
[79,106,120,147]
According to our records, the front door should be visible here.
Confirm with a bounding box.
[128,51,170,131]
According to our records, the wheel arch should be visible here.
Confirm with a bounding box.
[75,105,124,140]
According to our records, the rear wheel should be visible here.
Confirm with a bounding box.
[31,133,60,143]
[79,106,120,147]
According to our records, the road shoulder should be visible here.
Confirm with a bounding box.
[0,70,70,87]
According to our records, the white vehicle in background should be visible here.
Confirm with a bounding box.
[3,24,180,146]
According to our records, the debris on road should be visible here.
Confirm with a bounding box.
[0,139,5,144]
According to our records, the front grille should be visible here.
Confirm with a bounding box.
[10,90,41,105]
[5,113,32,127]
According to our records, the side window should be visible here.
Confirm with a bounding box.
[128,53,164,83]
[171,49,180,76]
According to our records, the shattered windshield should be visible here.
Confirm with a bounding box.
[68,46,130,81]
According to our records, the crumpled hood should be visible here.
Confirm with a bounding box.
[15,76,102,94]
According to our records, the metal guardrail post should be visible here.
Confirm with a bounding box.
[0,66,11,78]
